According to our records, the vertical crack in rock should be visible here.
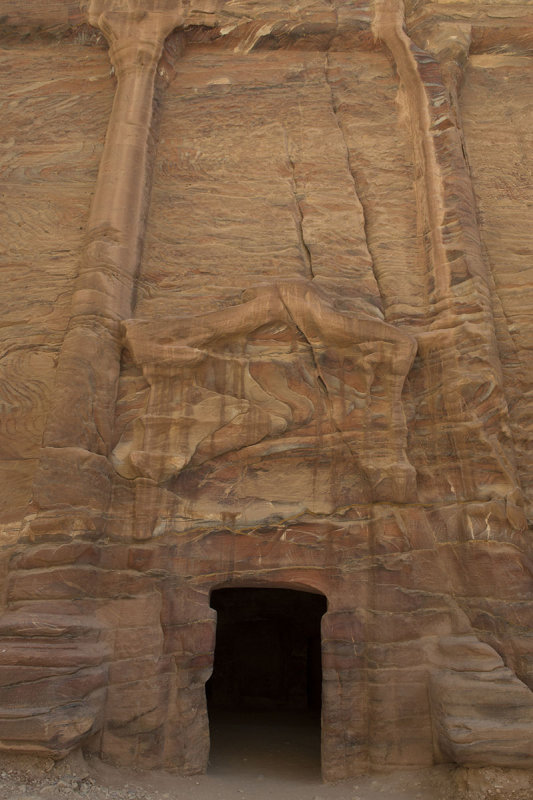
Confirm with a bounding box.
[452,105,522,362]
[283,130,315,280]
[323,51,386,310]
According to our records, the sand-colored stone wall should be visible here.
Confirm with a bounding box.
[460,54,533,517]
[0,0,532,781]
[0,39,112,528]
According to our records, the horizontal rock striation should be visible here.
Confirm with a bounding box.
[0,0,532,781]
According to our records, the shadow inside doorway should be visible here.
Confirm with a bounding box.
[207,587,327,781]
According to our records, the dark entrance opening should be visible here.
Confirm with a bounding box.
[207,587,327,778]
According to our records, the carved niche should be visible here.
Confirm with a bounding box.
[112,281,417,525]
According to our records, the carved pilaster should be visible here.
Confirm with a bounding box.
[30,2,185,538]
[373,0,524,518]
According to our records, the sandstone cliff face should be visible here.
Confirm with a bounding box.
[0,0,532,781]
[0,38,112,525]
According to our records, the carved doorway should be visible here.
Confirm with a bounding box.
[207,587,327,778]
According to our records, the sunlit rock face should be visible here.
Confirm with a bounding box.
[0,0,532,781]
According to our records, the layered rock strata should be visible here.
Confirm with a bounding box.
[0,0,532,781]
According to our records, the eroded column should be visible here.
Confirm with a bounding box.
[30,2,185,538]
[373,0,524,520]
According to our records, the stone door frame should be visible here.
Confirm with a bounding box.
[164,573,367,781]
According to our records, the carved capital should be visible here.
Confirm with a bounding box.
[83,1,186,76]
[413,21,472,93]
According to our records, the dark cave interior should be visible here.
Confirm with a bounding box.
[207,587,326,712]
[206,588,327,776]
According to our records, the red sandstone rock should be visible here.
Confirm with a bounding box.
[0,0,532,782]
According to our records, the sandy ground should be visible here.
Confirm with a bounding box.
[0,711,531,800]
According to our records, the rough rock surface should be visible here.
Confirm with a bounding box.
[0,0,532,783]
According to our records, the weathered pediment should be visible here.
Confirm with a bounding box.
[112,281,417,519]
